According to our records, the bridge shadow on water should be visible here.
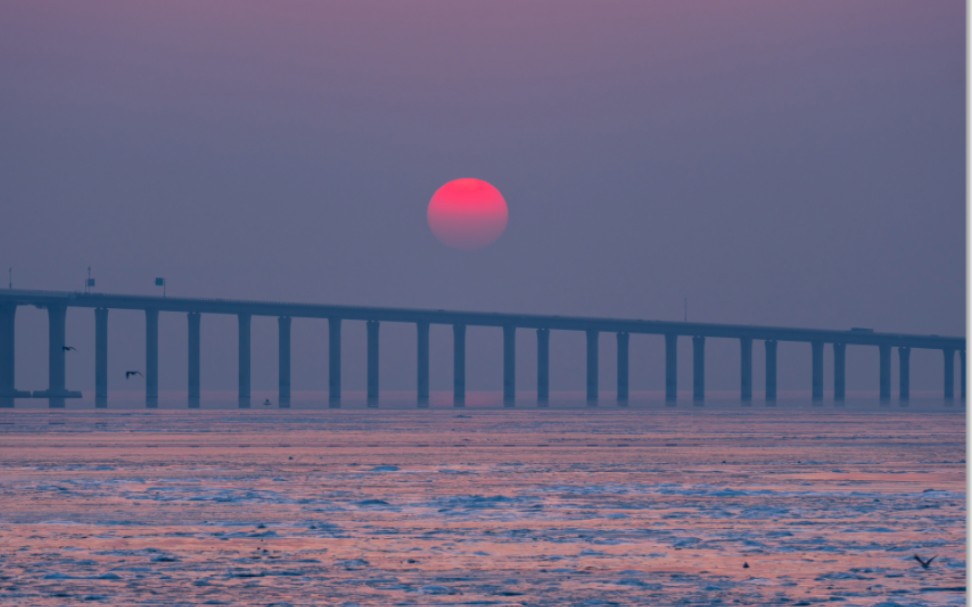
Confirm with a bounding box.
[7,389,964,411]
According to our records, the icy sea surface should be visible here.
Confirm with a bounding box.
[0,407,965,606]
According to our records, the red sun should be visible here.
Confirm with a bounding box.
[427,178,509,250]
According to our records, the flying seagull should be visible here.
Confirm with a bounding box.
[125,370,143,379]
[914,555,936,569]
[62,346,76,352]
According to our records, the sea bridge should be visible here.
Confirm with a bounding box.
[0,289,964,408]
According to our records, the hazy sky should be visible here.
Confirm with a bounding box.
[1,1,965,400]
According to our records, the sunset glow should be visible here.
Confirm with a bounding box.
[427,178,509,250]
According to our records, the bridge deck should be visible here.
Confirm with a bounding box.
[0,289,962,349]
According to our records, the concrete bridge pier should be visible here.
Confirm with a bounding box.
[416,321,429,408]
[95,308,108,408]
[665,334,677,405]
[48,303,68,408]
[0,304,15,407]
[616,331,629,406]
[943,348,954,403]
[898,346,910,404]
[765,339,777,405]
[278,316,291,408]
[586,329,598,406]
[145,308,158,408]
[740,337,752,405]
[238,313,251,408]
[692,336,705,405]
[961,349,966,401]
[328,318,341,407]
[503,325,515,407]
[536,328,549,406]
[453,323,465,407]
[188,312,201,408]
[367,320,379,407]
[833,342,846,404]
[811,341,823,404]
[879,345,891,404]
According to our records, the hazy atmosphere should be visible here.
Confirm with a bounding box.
[1,1,964,399]
[1,4,965,605]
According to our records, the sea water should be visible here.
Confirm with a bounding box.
[0,405,964,606]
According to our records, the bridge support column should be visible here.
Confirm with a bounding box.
[145,308,158,408]
[188,312,200,408]
[536,328,549,406]
[665,334,677,405]
[237,314,251,408]
[833,342,846,404]
[740,337,752,405]
[48,303,67,408]
[961,349,966,401]
[692,336,705,405]
[0,304,15,408]
[95,308,108,408]
[503,325,515,407]
[586,329,598,406]
[811,341,823,404]
[453,323,465,407]
[943,348,954,403]
[278,316,291,408]
[764,339,777,405]
[416,321,429,408]
[616,332,629,406]
[898,346,910,404]
[367,320,379,407]
[879,345,891,404]
[328,318,341,408]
